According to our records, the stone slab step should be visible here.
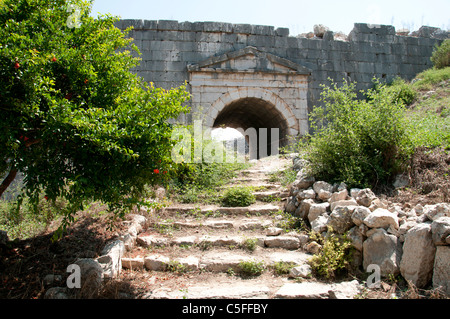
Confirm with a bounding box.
[151,218,274,231]
[149,282,272,299]
[122,250,311,273]
[273,280,362,299]
[136,233,306,250]
[162,203,281,216]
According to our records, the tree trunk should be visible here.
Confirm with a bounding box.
[0,167,18,198]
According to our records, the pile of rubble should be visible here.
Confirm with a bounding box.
[285,156,450,294]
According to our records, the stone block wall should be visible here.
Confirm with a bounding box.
[116,19,446,127]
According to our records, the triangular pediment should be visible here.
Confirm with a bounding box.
[187,46,311,75]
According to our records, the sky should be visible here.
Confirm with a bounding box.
[90,0,450,36]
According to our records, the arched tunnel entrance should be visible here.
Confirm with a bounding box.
[212,97,289,159]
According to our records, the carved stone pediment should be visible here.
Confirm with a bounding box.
[187,46,311,75]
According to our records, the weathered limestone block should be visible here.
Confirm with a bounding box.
[122,257,145,270]
[363,228,402,276]
[144,254,170,271]
[356,188,377,207]
[328,206,356,234]
[264,236,300,250]
[433,246,450,295]
[308,202,330,222]
[431,217,450,246]
[351,206,371,226]
[363,208,399,230]
[400,223,436,288]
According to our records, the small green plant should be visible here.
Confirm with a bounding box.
[221,186,255,207]
[272,261,296,276]
[242,237,258,252]
[239,260,265,276]
[273,210,305,232]
[431,39,450,69]
[166,260,187,274]
[308,231,353,279]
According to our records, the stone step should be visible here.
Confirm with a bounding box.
[149,281,273,299]
[146,278,363,299]
[253,190,289,201]
[162,203,282,216]
[273,280,362,299]
[122,249,311,274]
[135,232,307,250]
[151,217,274,231]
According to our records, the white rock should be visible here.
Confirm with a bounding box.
[363,228,402,276]
[122,257,144,270]
[266,227,283,236]
[431,217,450,246]
[329,189,348,203]
[144,254,170,271]
[329,280,362,299]
[356,188,377,207]
[295,198,315,219]
[432,246,450,295]
[400,223,436,288]
[289,264,312,278]
[317,189,332,201]
[175,256,199,271]
[296,188,316,200]
[274,282,330,299]
[308,202,330,222]
[350,188,362,199]
[311,214,329,233]
[313,181,333,194]
[313,24,330,38]
[305,241,322,254]
[264,236,300,250]
[330,199,358,212]
[328,206,356,234]
[363,208,399,230]
[352,206,371,226]
[424,203,450,221]
[348,226,364,251]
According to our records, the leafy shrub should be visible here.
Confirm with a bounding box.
[308,231,353,279]
[431,39,450,69]
[221,186,255,207]
[242,237,258,251]
[387,77,417,106]
[304,79,412,188]
[272,261,296,275]
[239,260,265,276]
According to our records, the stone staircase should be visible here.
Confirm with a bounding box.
[120,156,362,299]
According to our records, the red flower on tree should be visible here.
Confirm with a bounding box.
[153,169,159,174]
[14,62,20,69]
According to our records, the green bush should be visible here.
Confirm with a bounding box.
[221,186,255,207]
[308,231,353,279]
[387,77,417,106]
[304,79,412,188]
[239,260,265,276]
[431,39,450,69]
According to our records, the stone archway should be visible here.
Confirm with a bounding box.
[203,88,295,158]
[187,46,311,157]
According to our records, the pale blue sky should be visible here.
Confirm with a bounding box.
[90,0,449,36]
